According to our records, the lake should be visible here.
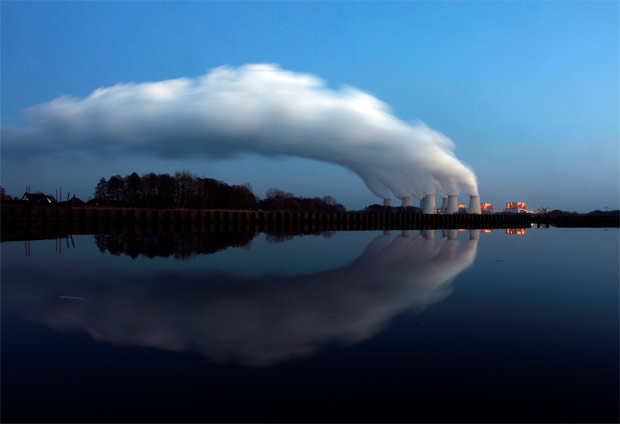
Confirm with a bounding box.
[2,227,618,422]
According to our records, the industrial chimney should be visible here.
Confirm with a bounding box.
[422,195,436,214]
[440,197,448,213]
[401,196,412,207]
[447,229,458,240]
[468,195,481,214]
[446,195,459,214]
[383,198,392,207]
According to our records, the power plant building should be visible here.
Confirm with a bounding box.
[504,202,533,214]
[480,203,494,213]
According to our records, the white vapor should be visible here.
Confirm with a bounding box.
[5,64,478,199]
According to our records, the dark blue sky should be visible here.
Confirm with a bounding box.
[2,1,618,211]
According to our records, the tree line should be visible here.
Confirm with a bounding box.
[93,171,346,212]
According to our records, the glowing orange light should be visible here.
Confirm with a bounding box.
[458,204,467,209]
[481,229,492,233]
[480,203,493,209]
[506,228,526,235]
[506,201,527,209]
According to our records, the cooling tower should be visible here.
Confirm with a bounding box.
[401,197,412,207]
[446,195,459,214]
[422,195,436,214]
[421,229,435,240]
[468,195,481,214]
[440,197,448,213]
[383,198,392,207]
[469,229,480,240]
[447,229,458,240]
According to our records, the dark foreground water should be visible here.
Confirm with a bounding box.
[2,227,618,423]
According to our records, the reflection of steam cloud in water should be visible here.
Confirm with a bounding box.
[6,234,478,366]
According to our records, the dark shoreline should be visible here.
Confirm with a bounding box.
[2,203,618,242]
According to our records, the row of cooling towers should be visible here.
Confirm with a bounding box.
[383,195,482,214]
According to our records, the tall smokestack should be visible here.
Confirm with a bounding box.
[383,198,392,207]
[422,195,436,214]
[446,195,459,214]
[401,197,412,207]
[440,197,448,213]
[468,195,481,214]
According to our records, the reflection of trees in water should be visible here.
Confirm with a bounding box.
[95,231,338,258]
[95,232,256,260]
[6,232,478,367]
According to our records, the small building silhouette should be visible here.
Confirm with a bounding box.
[21,193,56,204]
[65,196,85,207]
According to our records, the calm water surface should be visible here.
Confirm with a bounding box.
[2,228,618,422]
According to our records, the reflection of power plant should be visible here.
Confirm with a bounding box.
[4,232,480,367]
[424,229,480,240]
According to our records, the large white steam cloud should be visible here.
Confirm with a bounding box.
[5,64,478,199]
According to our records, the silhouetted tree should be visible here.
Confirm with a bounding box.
[92,171,342,212]
[94,178,108,201]
[124,172,143,205]
[107,175,124,202]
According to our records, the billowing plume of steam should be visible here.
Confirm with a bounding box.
[4,233,478,367]
[5,64,478,198]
